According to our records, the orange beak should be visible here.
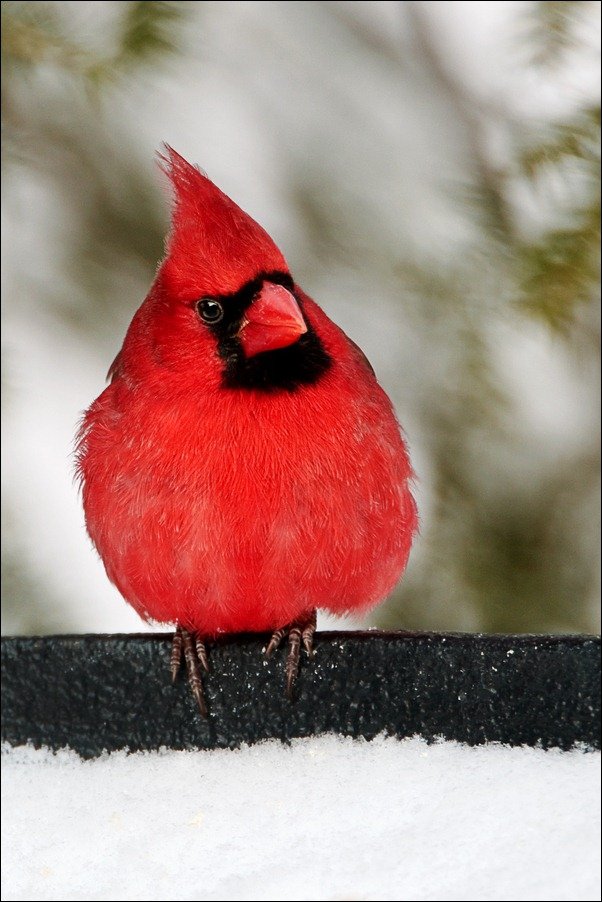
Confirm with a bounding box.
[239,283,307,358]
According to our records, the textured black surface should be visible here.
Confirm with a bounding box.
[1,631,600,757]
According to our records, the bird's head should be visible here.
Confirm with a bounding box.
[133,146,330,392]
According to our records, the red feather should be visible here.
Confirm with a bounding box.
[159,145,288,299]
[77,150,417,636]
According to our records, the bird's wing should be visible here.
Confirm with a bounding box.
[347,337,376,377]
[106,350,124,383]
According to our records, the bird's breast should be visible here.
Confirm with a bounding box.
[80,370,415,631]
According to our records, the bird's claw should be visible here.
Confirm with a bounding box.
[170,626,209,717]
[265,609,317,700]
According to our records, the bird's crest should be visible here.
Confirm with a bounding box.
[158,146,289,297]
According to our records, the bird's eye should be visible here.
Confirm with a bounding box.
[196,299,224,324]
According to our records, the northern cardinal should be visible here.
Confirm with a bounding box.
[77,147,417,714]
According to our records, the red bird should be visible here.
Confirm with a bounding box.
[77,148,418,714]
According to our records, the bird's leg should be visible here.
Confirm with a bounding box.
[195,636,210,673]
[301,609,317,658]
[170,626,210,717]
[265,609,317,700]
[265,626,287,657]
[285,624,302,699]
[182,630,208,717]
[170,626,183,682]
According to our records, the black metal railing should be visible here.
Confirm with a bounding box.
[2,631,600,757]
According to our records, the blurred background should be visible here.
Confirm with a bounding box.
[1,1,600,636]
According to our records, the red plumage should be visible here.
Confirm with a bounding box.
[77,148,417,641]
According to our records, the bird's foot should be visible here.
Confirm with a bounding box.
[170,626,210,717]
[265,609,317,699]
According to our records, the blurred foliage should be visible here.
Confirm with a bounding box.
[516,105,600,330]
[1,1,188,81]
[529,0,591,66]
[1,0,600,636]
[1,505,68,634]
[1,2,188,338]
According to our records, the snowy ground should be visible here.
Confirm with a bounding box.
[2,736,600,902]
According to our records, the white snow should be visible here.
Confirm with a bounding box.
[2,736,600,902]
